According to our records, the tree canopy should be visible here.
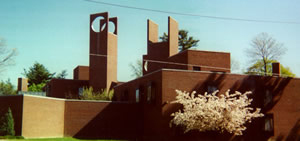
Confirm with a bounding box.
[160,29,199,51]
[245,59,295,77]
[246,32,286,75]
[23,62,55,87]
[0,80,16,95]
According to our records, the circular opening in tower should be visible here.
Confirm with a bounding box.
[91,16,104,32]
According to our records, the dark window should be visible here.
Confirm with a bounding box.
[193,66,201,71]
[147,82,156,104]
[147,85,151,102]
[264,90,272,107]
[151,84,156,103]
[136,88,140,103]
[264,114,274,136]
[207,85,218,94]
[78,87,84,96]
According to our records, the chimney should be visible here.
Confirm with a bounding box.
[18,78,28,92]
[272,62,280,76]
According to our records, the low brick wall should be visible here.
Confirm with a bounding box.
[18,95,139,139]
[22,96,65,138]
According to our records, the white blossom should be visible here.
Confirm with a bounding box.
[170,90,264,135]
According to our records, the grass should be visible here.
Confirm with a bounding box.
[1,137,124,141]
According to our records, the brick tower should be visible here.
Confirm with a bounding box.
[89,12,118,91]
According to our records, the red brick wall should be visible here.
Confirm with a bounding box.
[160,69,299,140]
[114,69,300,140]
[64,100,139,139]
[22,95,65,138]
[0,95,139,139]
[143,50,230,76]
[73,66,89,80]
[46,79,89,98]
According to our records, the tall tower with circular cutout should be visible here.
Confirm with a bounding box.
[89,12,118,91]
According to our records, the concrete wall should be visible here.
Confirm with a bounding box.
[22,96,65,138]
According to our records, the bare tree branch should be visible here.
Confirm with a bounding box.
[0,37,17,73]
[246,32,286,75]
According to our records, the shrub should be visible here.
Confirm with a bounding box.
[80,87,114,101]
[28,83,46,92]
[170,90,264,135]
[0,108,15,136]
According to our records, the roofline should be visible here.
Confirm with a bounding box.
[168,49,230,60]
[114,69,163,88]
[161,68,300,79]
[22,94,136,103]
[115,68,299,88]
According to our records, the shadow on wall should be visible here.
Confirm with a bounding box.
[276,119,300,141]
[0,95,23,136]
[163,73,292,141]
[64,102,140,140]
[229,75,292,112]
[192,73,227,95]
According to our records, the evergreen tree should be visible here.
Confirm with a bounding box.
[0,108,15,136]
[23,62,55,87]
[160,29,199,51]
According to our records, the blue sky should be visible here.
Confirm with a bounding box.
[1,0,300,86]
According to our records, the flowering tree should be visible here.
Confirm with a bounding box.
[170,90,264,135]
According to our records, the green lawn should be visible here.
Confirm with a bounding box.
[2,137,124,141]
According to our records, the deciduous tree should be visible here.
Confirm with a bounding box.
[0,80,16,95]
[170,90,263,135]
[129,59,143,78]
[0,37,16,73]
[246,32,285,75]
[245,59,295,77]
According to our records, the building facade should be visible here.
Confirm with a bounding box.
[3,12,300,140]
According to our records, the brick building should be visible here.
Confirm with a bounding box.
[2,12,300,140]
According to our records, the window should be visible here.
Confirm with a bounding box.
[207,85,218,94]
[264,90,272,106]
[136,89,140,103]
[147,85,151,102]
[78,87,84,96]
[147,82,156,103]
[151,85,156,102]
[193,66,201,71]
[264,114,274,134]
